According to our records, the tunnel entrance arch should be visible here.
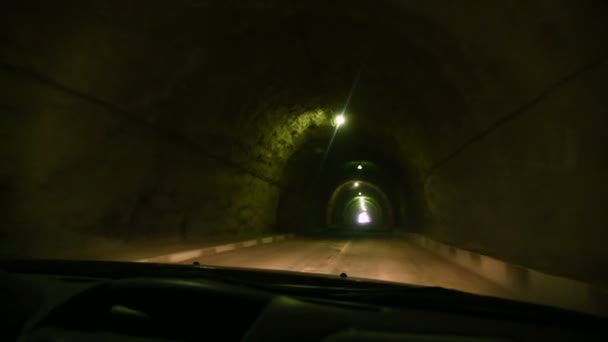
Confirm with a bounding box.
[326,180,394,229]
[341,195,384,226]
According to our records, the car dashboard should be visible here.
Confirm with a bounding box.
[1,260,605,341]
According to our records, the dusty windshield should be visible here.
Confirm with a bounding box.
[1,0,607,316]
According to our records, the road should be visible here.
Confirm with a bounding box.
[182,236,511,299]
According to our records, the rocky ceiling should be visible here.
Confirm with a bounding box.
[1,0,608,286]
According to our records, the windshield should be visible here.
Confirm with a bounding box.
[1,0,607,317]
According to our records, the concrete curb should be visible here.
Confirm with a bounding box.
[137,233,295,263]
[400,232,608,316]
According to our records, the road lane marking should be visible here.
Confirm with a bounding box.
[340,241,352,254]
[215,244,236,253]
[167,249,203,262]
[135,233,294,263]
[300,240,352,275]
[242,240,258,247]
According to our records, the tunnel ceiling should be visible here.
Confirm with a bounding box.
[2,0,608,284]
[3,0,605,180]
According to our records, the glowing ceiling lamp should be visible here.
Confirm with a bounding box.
[335,114,346,127]
[357,164,363,170]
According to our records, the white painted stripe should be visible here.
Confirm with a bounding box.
[167,249,203,262]
[215,243,236,253]
[135,233,296,263]
[341,240,352,254]
[242,239,258,247]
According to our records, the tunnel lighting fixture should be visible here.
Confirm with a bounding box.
[358,192,362,196]
[357,164,363,170]
[353,181,359,188]
[335,114,346,127]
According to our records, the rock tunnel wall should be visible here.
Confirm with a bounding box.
[0,1,332,256]
[1,0,608,288]
[0,65,290,257]
[425,61,608,285]
[416,0,608,284]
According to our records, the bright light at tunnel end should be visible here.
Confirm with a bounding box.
[357,211,371,224]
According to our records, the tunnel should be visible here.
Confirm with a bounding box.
[1,0,608,294]
[326,179,394,229]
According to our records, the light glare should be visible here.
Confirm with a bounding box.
[357,164,363,170]
[357,212,371,224]
[335,114,346,127]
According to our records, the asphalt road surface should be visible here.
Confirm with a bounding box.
[182,237,511,299]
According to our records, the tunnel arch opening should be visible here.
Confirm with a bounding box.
[276,125,431,233]
[343,195,382,226]
[326,180,393,230]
